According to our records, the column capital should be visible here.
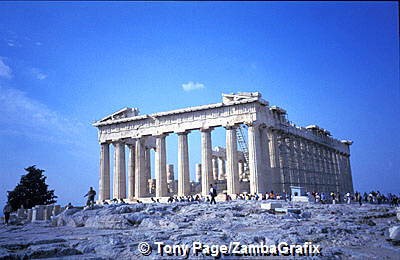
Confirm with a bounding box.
[154,133,169,138]
[223,124,238,130]
[244,120,262,128]
[175,130,191,135]
[200,126,214,132]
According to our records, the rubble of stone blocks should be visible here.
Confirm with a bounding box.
[14,205,64,223]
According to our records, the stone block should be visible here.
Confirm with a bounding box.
[261,202,282,210]
[292,196,311,202]
[389,226,400,242]
[32,205,46,221]
[27,209,33,221]
[17,208,26,219]
[396,207,400,221]
[274,208,302,214]
[52,205,62,216]
[44,206,54,220]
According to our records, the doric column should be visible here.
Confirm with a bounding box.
[345,155,354,193]
[177,131,190,196]
[166,164,175,194]
[127,142,136,200]
[238,161,245,179]
[145,147,151,194]
[218,157,226,180]
[135,137,147,198]
[196,163,202,182]
[267,128,280,192]
[201,128,213,196]
[113,141,126,199]
[248,123,269,194]
[99,142,110,201]
[226,125,239,195]
[167,164,174,182]
[330,150,339,193]
[212,156,219,181]
[155,134,168,197]
[260,125,273,192]
[268,129,279,168]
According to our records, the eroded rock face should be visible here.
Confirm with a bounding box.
[1,201,399,259]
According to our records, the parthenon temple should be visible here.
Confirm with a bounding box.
[93,92,354,202]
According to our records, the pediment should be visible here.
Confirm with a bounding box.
[99,107,139,123]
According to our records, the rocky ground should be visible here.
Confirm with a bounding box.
[0,200,399,260]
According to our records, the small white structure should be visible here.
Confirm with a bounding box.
[261,202,282,210]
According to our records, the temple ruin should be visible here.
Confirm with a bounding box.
[93,92,354,201]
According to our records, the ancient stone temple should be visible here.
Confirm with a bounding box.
[93,92,354,201]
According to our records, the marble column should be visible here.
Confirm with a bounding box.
[135,138,146,198]
[99,142,110,201]
[145,148,151,194]
[248,123,267,194]
[167,164,174,182]
[201,129,213,196]
[268,129,279,168]
[178,132,190,196]
[127,143,135,200]
[155,134,168,197]
[238,161,245,179]
[195,163,202,182]
[113,141,126,199]
[345,155,354,193]
[226,126,239,195]
[212,157,219,181]
[217,157,226,180]
[166,164,175,194]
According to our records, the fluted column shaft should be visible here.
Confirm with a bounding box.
[113,141,126,199]
[178,132,190,196]
[212,157,218,181]
[145,148,151,194]
[218,157,226,180]
[128,143,135,200]
[155,135,168,197]
[135,138,146,198]
[99,143,110,201]
[201,129,213,196]
[226,126,239,195]
[248,124,268,194]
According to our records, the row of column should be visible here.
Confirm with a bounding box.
[99,123,274,200]
[274,132,353,194]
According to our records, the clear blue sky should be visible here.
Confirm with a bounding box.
[0,2,398,209]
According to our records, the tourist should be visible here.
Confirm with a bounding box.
[66,202,73,209]
[209,184,217,204]
[315,193,321,203]
[357,193,362,206]
[102,200,109,205]
[120,198,125,204]
[346,192,351,204]
[3,203,12,225]
[151,197,156,203]
[331,192,336,204]
[194,194,200,202]
[84,187,96,208]
[269,191,275,199]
